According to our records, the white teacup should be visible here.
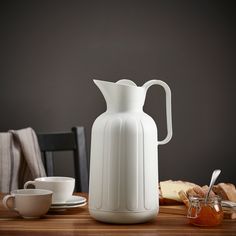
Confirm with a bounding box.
[3,189,53,219]
[24,177,75,204]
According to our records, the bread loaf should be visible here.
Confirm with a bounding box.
[186,185,215,198]
[159,180,198,203]
[213,183,236,202]
[178,190,190,207]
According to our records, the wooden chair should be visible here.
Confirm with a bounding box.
[37,127,89,192]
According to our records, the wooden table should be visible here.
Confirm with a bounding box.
[0,193,235,236]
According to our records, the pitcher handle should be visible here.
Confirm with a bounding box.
[143,80,172,145]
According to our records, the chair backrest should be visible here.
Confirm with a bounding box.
[37,127,89,192]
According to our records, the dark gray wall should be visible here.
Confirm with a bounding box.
[1,0,235,185]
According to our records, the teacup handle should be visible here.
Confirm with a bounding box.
[24,181,36,189]
[3,195,15,211]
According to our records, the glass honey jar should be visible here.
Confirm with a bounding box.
[187,196,224,226]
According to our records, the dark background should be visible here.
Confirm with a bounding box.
[0,0,235,185]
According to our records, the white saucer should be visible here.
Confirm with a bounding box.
[50,202,87,211]
[51,195,87,206]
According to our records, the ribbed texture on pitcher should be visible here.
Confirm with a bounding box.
[89,113,158,217]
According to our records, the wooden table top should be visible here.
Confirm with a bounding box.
[0,193,236,236]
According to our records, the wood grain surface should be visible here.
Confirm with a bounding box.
[159,204,236,219]
[0,193,236,236]
[159,205,187,215]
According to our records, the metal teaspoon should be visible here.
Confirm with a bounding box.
[205,169,221,203]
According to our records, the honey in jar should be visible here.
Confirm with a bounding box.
[187,196,224,226]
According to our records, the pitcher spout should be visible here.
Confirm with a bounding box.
[93,80,115,105]
[93,79,145,112]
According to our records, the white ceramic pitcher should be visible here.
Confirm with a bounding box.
[89,79,172,224]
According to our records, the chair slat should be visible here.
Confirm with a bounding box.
[37,133,76,151]
[44,152,54,176]
[73,127,89,193]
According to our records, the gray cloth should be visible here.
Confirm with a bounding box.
[0,127,46,193]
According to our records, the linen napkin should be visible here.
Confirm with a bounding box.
[0,127,46,193]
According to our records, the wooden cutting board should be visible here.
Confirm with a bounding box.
[159,205,236,219]
[159,205,187,215]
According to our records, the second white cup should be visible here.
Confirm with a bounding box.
[3,189,53,219]
[24,177,75,204]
